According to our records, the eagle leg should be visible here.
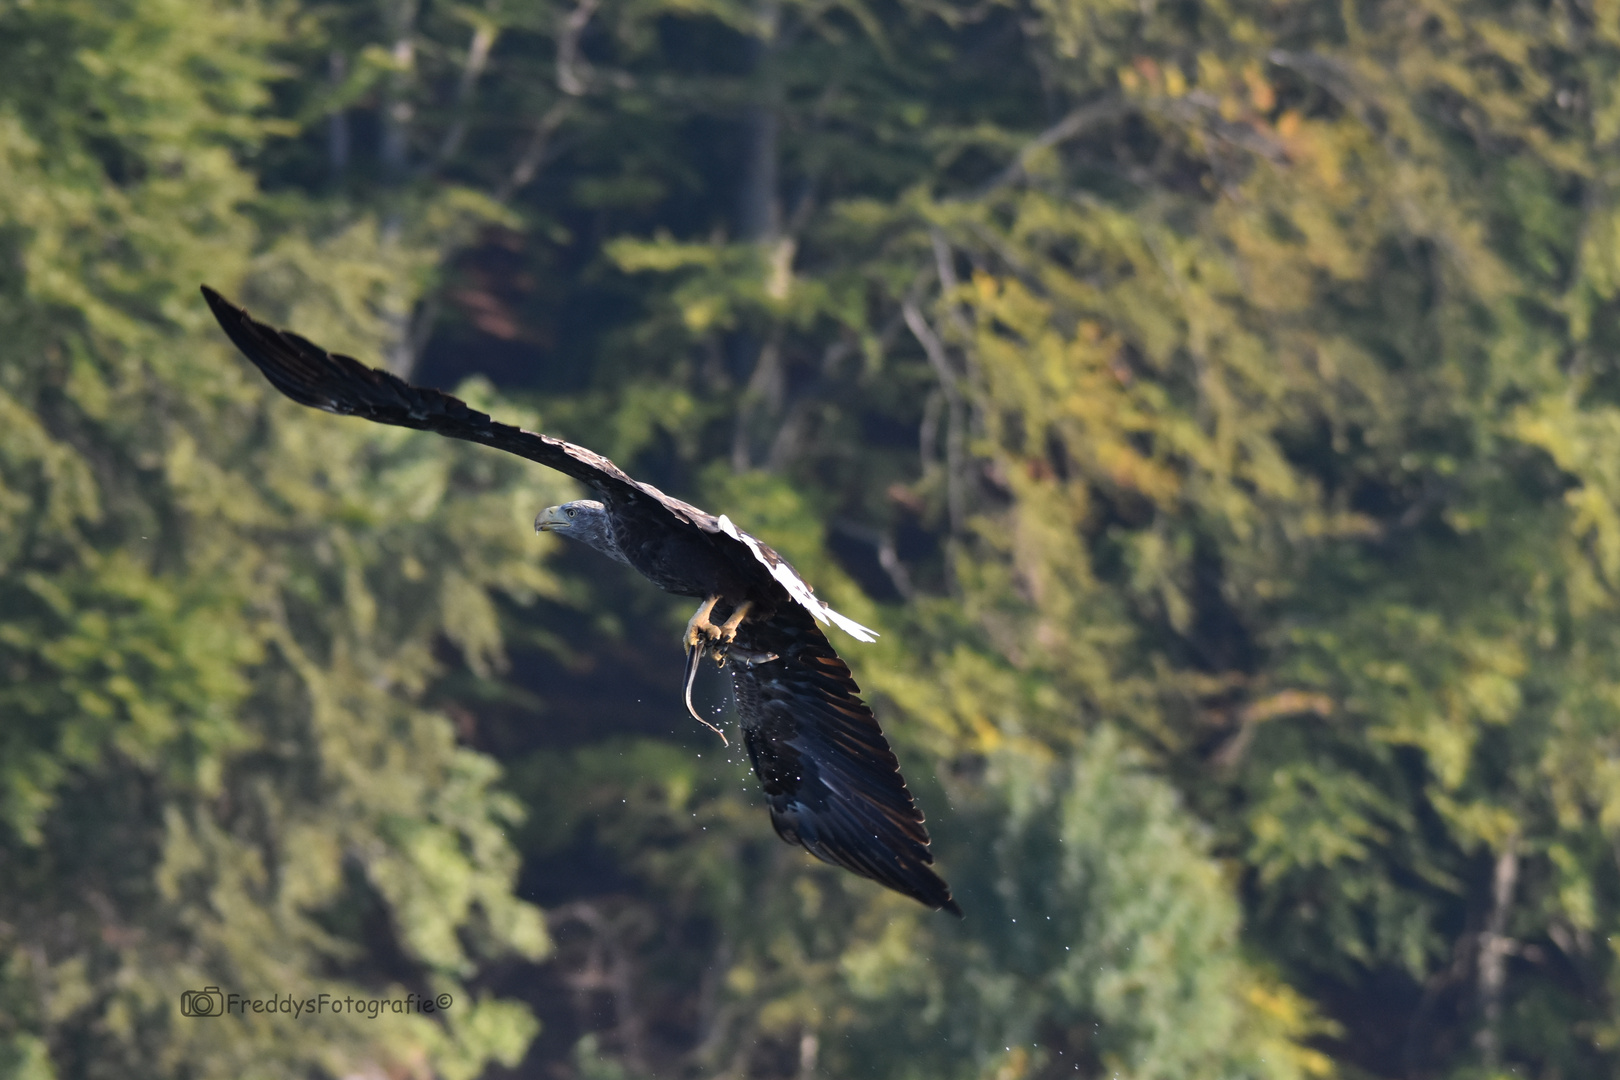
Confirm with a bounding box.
[713,601,753,666]
[682,595,730,745]
[683,595,721,655]
[683,596,755,666]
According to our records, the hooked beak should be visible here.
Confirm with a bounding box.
[535,505,568,533]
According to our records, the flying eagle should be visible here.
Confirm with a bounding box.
[202,286,960,917]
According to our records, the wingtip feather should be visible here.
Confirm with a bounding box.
[824,607,879,643]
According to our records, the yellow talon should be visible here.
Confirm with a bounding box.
[683,596,753,665]
[683,594,721,653]
[718,600,752,644]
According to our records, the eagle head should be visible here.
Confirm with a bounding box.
[535,500,631,565]
[535,501,588,533]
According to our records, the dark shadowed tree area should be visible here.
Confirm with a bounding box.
[5,0,1620,1077]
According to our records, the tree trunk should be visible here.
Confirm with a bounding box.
[379,0,418,179]
[729,0,783,470]
[1475,840,1519,1071]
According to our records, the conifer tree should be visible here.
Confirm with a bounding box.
[0,4,551,1077]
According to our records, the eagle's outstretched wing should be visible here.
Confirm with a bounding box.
[203,285,643,496]
[201,286,875,642]
[730,606,961,916]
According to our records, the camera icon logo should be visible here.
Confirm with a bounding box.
[180,987,225,1017]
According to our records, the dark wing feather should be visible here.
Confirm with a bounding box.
[202,286,708,517]
[730,606,961,916]
[201,287,872,634]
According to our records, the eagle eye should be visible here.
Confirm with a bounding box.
[565,507,576,518]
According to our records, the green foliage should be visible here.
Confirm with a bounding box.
[14,0,1620,1077]
[500,0,1620,1071]
[511,727,1329,1079]
[0,2,552,1077]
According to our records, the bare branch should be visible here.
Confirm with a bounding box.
[487,0,603,202]
[831,520,916,599]
[969,88,1288,206]
[975,95,1131,197]
[557,0,604,96]
[902,300,956,390]
[903,300,966,534]
[431,23,498,169]
[495,101,573,203]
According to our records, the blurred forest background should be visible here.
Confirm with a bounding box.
[8,0,1620,1077]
